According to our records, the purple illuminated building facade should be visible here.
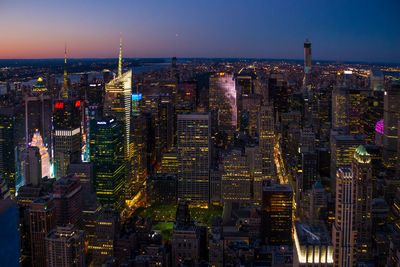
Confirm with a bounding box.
[375,120,384,146]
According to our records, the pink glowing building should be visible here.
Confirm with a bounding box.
[30,131,50,178]
[375,120,384,146]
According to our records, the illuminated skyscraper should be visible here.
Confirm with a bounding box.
[0,106,18,194]
[332,86,349,133]
[348,89,369,135]
[262,183,293,245]
[352,145,372,262]
[30,131,50,179]
[332,168,355,267]
[62,45,69,99]
[53,100,82,178]
[25,78,52,178]
[90,118,125,211]
[329,134,363,192]
[245,145,263,202]
[221,149,251,203]
[258,102,275,180]
[209,73,237,141]
[177,113,211,203]
[383,83,400,168]
[25,78,52,146]
[294,220,333,266]
[104,35,132,160]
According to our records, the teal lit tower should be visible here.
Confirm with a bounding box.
[90,117,125,211]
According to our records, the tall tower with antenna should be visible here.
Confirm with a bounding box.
[62,44,68,99]
[118,33,122,77]
[303,39,311,90]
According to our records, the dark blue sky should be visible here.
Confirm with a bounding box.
[1,0,399,62]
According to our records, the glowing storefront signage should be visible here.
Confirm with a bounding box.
[131,93,142,101]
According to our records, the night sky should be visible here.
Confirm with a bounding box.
[1,0,399,62]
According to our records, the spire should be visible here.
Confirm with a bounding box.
[62,44,68,99]
[118,32,122,77]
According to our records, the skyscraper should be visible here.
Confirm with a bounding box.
[262,183,293,245]
[303,39,312,91]
[29,196,56,267]
[24,146,41,186]
[104,35,132,160]
[294,220,333,266]
[258,102,275,180]
[332,86,349,133]
[177,113,211,203]
[209,73,237,141]
[330,134,363,192]
[352,145,372,262]
[332,168,354,267]
[25,78,52,152]
[172,201,200,266]
[221,149,251,203]
[383,83,400,168]
[90,118,125,211]
[53,99,82,178]
[0,106,18,195]
[30,131,51,179]
[53,176,82,226]
[45,225,85,267]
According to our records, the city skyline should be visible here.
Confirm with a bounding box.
[0,0,399,62]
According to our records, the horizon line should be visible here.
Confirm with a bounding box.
[0,57,398,66]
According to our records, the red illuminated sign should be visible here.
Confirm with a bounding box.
[75,100,81,107]
[55,102,64,109]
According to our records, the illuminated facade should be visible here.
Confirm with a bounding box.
[332,86,349,133]
[177,113,211,203]
[130,115,148,186]
[329,134,363,192]
[352,145,372,262]
[160,150,178,174]
[294,220,333,266]
[258,102,275,180]
[104,35,132,163]
[209,73,237,140]
[131,93,142,116]
[241,94,262,136]
[30,131,50,179]
[104,70,132,158]
[0,107,18,195]
[349,89,369,135]
[245,145,263,202]
[332,168,355,267]
[383,83,400,167]
[25,78,52,162]
[375,119,384,146]
[90,118,125,211]
[222,149,251,203]
[262,183,293,245]
[53,100,82,178]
